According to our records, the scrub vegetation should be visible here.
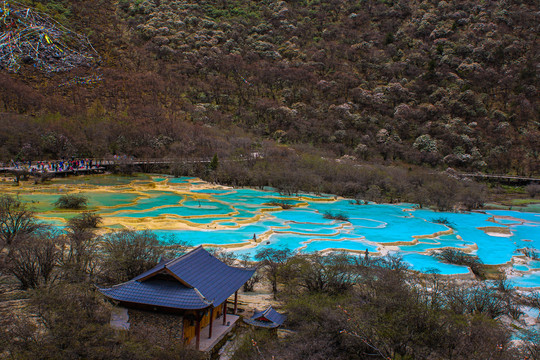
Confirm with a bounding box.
[433,248,486,278]
[0,197,198,358]
[175,152,488,211]
[0,0,539,357]
[0,196,538,358]
[0,0,537,178]
[234,248,540,360]
[2,0,537,211]
[322,211,350,222]
[54,194,89,209]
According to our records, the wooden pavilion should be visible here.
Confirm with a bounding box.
[244,306,287,328]
[98,246,255,350]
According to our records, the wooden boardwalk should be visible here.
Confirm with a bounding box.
[0,156,243,179]
[457,173,540,185]
[2,158,536,185]
[0,166,107,180]
[0,165,105,174]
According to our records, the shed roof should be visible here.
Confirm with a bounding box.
[244,306,287,328]
[99,246,255,310]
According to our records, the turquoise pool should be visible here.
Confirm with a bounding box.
[6,175,539,281]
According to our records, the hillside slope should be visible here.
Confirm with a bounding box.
[0,0,538,175]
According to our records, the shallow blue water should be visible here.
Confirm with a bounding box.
[400,238,473,253]
[401,253,471,275]
[511,272,540,288]
[523,306,540,319]
[155,223,274,246]
[13,176,540,283]
[167,177,198,184]
[514,265,530,272]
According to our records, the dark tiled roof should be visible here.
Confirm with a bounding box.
[163,246,256,305]
[131,258,170,282]
[99,279,210,310]
[244,306,287,328]
[99,246,255,310]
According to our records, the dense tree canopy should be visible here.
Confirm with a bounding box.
[0,0,537,176]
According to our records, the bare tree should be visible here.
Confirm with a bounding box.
[526,184,540,198]
[67,212,102,229]
[59,213,102,282]
[287,253,358,294]
[0,195,43,250]
[207,247,237,266]
[11,170,30,185]
[517,320,540,360]
[255,247,293,298]
[100,229,167,283]
[239,254,260,292]
[5,229,63,289]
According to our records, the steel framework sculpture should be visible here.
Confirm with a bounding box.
[0,1,100,73]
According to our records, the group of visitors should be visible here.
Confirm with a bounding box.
[6,158,100,172]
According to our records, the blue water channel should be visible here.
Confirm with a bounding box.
[8,175,540,283]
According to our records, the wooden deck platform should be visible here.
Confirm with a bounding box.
[187,314,240,353]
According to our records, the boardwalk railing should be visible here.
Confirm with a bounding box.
[456,172,540,185]
[0,155,259,178]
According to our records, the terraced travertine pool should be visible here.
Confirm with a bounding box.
[2,174,539,286]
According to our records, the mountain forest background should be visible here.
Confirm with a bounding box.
[0,0,539,206]
[1,2,540,358]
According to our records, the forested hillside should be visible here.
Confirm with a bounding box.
[0,0,538,175]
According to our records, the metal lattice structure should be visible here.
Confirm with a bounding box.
[0,1,100,73]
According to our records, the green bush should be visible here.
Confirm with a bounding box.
[265,201,293,209]
[322,211,349,222]
[67,212,102,229]
[53,195,88,209]
[432,217,455,229]
[433,249,486,278]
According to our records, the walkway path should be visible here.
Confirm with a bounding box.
[0,154,260,178]
[457,172,540,185]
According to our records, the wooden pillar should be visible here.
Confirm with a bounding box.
[234,291,238,315]
[181,313,185,343]
[195,311,201,351]
[208,307,214,339]
[223,301,227,325]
